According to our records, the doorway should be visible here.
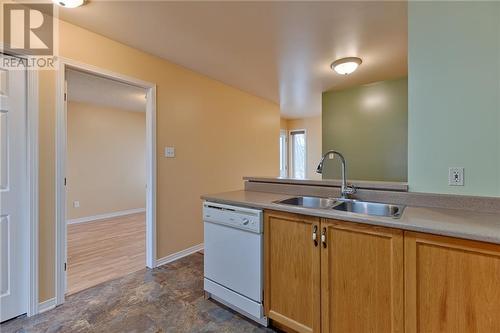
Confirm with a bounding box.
[55,60,156,304]
[65,69,148,294]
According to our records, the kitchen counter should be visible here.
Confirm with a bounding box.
[202,190,500,245]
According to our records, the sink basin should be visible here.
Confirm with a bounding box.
[332,199,405,218]
[274,196,405,218]
[274,196,338,209]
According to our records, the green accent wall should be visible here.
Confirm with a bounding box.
[408,2,500,196]
[322,77,408,181]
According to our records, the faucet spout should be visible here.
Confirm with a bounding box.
[316,150,356,199]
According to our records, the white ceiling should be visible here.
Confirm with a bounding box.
[67,69,147,112]
[59,1,407,118]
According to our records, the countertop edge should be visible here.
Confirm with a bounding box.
[201,193,500,246]
[243,177,409,192]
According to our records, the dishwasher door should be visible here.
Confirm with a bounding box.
[204,220,263,302]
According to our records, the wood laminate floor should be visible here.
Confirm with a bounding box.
[66,212,146,295]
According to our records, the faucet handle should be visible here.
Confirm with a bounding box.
[344,185,357,195]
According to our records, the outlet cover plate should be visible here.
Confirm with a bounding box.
[165,147,175,158]
[448,167,464,186]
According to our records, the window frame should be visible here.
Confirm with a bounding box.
[289,129,307,179]
[279,129,288,178]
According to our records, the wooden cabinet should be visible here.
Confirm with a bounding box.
[404,232,500,333]
[264,210,500,333]
[264,211,403,333]
[264,210,321,333]
[320,219,404,333]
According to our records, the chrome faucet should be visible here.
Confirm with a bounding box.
[316,150,356,199]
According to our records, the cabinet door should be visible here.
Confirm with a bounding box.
[320,219,404,333]
[405,232,500,333]
[264,210,321,333]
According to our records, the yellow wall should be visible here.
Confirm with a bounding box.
[35,20,279,301]
[280,117,288,131]
[38,70,57,301]
[66,102,146,220]
[283,116,322,180]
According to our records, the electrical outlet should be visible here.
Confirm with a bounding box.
[164,147,175,158]
[73,201,80,208]
[448,167,464,186]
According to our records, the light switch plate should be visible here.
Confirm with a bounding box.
[448,167,464,186]
[165,147,175,158]
[73,201,80,208]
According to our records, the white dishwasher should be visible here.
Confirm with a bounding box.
[203,201,268,326]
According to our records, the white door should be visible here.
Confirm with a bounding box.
[0,56,28,322]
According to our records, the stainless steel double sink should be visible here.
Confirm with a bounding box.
[274,196,405,219]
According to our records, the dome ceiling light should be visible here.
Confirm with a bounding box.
[331,57,362,75]
[53,0,85,8]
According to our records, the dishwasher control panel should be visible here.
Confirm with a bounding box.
[203,202,263,233]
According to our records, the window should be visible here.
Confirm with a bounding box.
[279,130,288,177]
[290,130,306,179]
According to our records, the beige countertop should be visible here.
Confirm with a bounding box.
[201,190,500,245]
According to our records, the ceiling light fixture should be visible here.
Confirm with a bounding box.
[53,0,85,8]
[331,57,362,75]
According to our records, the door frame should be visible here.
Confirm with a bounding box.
[0,46,39,317]
[55,58,157,305]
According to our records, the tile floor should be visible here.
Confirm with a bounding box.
[1,253,277,333]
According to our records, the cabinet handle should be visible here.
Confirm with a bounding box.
[321,227,327,248]
[312,225,318,247]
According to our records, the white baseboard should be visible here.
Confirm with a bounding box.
[38,297,56,314]
[66,208,146,225]
[155,243,204,268]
